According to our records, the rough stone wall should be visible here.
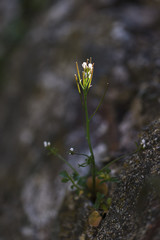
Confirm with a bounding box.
[0,0,160,239]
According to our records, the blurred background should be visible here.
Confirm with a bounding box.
[0,0,160,239]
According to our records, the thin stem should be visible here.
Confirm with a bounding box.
[99,149,141,173]
[51,149,79,175]
[73,152,90,158]
[67,174,82,191]
[89,83,109,121]
[84,92,96,197]
[99,154,125,173]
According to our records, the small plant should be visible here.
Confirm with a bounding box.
[44,58,117,207]
[44,58,145,213]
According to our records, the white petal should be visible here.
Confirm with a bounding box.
[82,62,87,69]
[88,63,93,70]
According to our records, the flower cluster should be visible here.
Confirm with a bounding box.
[43,141,51,147]
[75,58,94,93]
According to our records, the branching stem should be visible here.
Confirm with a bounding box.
[67,174,83,191]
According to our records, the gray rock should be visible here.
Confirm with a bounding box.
[0,0,160,239]
[59,119,160,239]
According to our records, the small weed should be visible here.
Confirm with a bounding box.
[44,58,143,210]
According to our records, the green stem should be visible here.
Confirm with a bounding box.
[73,152,89,158]
[99,154,125,173]
[89,83,109,121]
[51,149,79,175]
[84,92,96,197]
[99,149,141,173]
[67,174,82,191]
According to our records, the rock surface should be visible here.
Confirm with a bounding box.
[0,0,160,239]
[59,119,160,239]
[96,119,160,240]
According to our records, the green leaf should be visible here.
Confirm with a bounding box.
[97,168,111,176]
[78,162,88,167]
[61,178,69,183]
[78,156,92,168]
[77,176,86,187]
[101,203,108,211]
[107,198,112,206]
[101,168,111,174]
[59,170,69,178]
[94,192,105,210]
[109,177,119,182]
[72,172,79,181]
[99,179,108,184]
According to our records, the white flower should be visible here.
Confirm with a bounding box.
[82,62,87,69]
[69,147,74,155]
[141,139,146,148]
[43,141,51,147]
[88,63,93,70]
